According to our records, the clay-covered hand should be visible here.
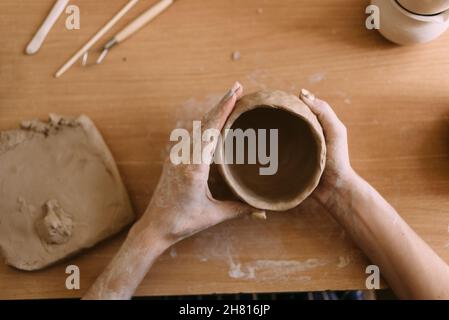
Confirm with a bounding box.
[299,89,355,206]
[84,83,265,300]
[132,82,264,246]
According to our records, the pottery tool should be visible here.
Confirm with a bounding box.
[26,0,70,55]
[96,0,175,64]
[55,0,140,78]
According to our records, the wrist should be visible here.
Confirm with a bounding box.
[314,167,362,211]
[84,218,171,300]
[128,217,172,256]
[337,167,362,191]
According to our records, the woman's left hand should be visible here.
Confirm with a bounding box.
[84,82,263,300]
[133,81,263,245]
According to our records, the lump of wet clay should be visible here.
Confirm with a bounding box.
[0,114,134,271]
[36,200,73,245]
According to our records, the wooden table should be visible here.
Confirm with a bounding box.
[1,0,449,299]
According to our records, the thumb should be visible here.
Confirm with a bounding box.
[200,82,243,167]
[205,185,266,221]
[300,88,346,140]
[202,82,243,132]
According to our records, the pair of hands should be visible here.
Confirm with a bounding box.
[132,82,354,248]
[87,86,449,300]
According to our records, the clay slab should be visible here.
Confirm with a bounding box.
[0,115,134,271]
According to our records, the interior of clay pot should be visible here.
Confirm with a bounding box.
[224,107,320,205]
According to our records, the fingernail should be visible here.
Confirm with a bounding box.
[221,82,242,103]
[300,88,316,102]
[251,211,267,220]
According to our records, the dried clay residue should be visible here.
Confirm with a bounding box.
[170,247,177,258]
[193,229,327,282]
[21,113,79,135]
[228,258,327,281]
[308,73,326,84]
[337,255,351,269]
[1,114,80,155]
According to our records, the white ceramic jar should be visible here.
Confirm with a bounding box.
[397,0,449,15]
[372,0,449,45]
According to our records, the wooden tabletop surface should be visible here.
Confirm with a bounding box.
[1,0,449,299]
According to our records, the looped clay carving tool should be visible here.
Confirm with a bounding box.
[26,0,70,55]
[55,0,140,78]
[97,0,175,64]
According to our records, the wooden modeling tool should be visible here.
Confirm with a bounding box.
[55,0,140,78]
[26,0,70,55]
[97,0,175,64]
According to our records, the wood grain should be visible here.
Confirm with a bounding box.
[1,0,449,299]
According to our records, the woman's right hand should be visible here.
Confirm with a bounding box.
[299,89,356,208]
[299,89,449,300]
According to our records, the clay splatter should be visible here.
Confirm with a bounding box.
[228,258,327,281]
[170,247,177,258]
[159,93,223,161]
[337,256,351,269]
[228,258,253,279]
[245,70,269,90]
[334,90,353,106]
[191,228,316,282]
[177,93,223,128]
[308,73,326,84]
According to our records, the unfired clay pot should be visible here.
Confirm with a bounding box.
[372,0,449,45]
[216,90,326,211]
[397,0,449,15]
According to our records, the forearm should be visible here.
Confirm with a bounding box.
[317,172,449,299]
[83,221,170,300]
